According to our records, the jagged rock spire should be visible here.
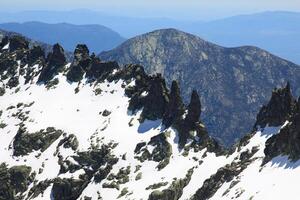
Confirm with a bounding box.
[67,44,91,82]
[185,90,201,127]
[162,80,185,127]
[141,74,169,121]
[255,82,296,128]
[38,43,66,83]
[176,90,205,148]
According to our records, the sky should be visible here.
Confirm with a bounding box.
[1,0,300,20]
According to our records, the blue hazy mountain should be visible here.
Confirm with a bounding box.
[0,10,299,63]
[0,10,193,38]
[0,21,125,53]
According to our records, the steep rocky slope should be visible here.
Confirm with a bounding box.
[1,35,300,200]
[99,28,300,145]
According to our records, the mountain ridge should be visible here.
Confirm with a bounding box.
[99,28,300,146]
[0,21,125,54]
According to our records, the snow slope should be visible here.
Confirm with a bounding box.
[1,37,300,200]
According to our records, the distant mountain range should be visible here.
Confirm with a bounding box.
[99,28,300,145]
[0,22,125,53]
[0,10,299,63]
[0,29,73,61]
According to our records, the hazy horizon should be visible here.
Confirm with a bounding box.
[1,0,300,20]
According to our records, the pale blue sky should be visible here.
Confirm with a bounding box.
[1,0,300,20]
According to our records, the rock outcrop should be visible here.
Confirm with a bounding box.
[38,43,66,83]
[255,83,296,128]
[162,81,185,128]
[141,74,169,121]
[264,98,300,162]
[67,44,91,82]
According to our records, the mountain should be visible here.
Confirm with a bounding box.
[0,21,125,53]
[0,10,299,64]
[99,28,300,146]
[0,10,194,38]
[1,35,300,200]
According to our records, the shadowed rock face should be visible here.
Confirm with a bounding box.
[162,81,185,128]
[141,74,170,121]
[99,28,300,146]
[8,35,29,52]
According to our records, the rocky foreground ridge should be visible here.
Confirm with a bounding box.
[0,35,300,200]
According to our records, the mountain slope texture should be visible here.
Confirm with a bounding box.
[1,34,300,200]
[99,28,300,145]
[0,22,125,54]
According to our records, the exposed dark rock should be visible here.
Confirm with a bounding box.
[192,148,257,200]
[102,109,111,117]
[13,126,63,156]
[27,180,52,199]
[67,44,91,82]
[57,134,79,151]
[38,43,66,83]
[27,46,45,66]
[134,132,172,170]
[107,166,131,185]
[141,74,169,121]
[8,35,29,52]
[0,36,9,49]
[162,81,185,128]
[134,142,146,154]
[85,56,119,81]
[146,182,168,190]
[256,83,296,128]
[148,168,194,200]
[175,90,203,147]
[264,99,300,162]
[185,90,201,128]
[0,163,33,200]
[51,178,87,200]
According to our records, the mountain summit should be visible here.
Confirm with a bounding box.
[99,28,300,145]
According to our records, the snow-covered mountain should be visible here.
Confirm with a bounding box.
[0,35,300,200]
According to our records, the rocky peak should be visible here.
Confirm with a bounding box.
[141,74,169,121]
[67,44,91,82]
[27,46,45,66]
[185,90,202,128]
[38,44,66,83]
[47,43,66,67]
[162,81,185,128]
[8,35,29,52]
[255,82,296,128]
[74,44,90,61]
